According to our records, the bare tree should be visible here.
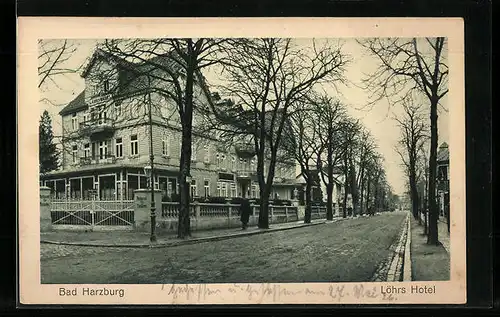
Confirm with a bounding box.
[206,38,348,229]
[38,40,81,89]
[338,117,362,218]
[96,38,227,238]
[394,98,429,221]
[287,100,319,223]
[355,129,377,216]
[312,95,347,220]
[359,37,448,245]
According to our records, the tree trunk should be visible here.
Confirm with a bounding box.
[418,194,423,225]
[359,167,365,215]
[177,55,195,239]
[427,98,439,245]
[258,185,271,229]
[409,173,420,220]
[326,183,334,220]
[365,175,371,214]
[342,181,348,218]
[177,135,192,238]
[304,181,313,223]
[349,162,358,216]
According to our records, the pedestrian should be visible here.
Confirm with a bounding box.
[240,198,251,230]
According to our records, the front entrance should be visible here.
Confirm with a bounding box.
[98,174,116,200]
[238,179,251,198]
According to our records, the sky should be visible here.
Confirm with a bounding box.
[39,39,449,197]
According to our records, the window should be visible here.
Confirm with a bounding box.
[221,154,226,170]
[231,156,236,171]
[98,141,108,159]
[438,165,448,181]
[230,183,237,198]
[251,158,256,170]
[251,185,257,198]
[203,145,210,163]
[221,182,227,197]
[162,136,170,156]
[217,181,228,197]
[72,145,78,163]
[190,179,197,198]
[216,153,221,167]
[71,113,78,131]
[96,106,107,124]
[204,179,210,197]
[130,135,138,156]
[83,113,89,123]
[167,181,173,197]
[115,138,123,158]
[83,143,90,158]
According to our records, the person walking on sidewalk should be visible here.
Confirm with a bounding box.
[240,198,251,230]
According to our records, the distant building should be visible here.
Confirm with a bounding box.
[41,48,297,201]
[436,142,450,220]
[296,166,344,212]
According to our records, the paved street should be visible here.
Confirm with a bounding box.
[41,212,406,284]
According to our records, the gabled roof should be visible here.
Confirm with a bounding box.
[437,142,449,163]
[59,90,87,116]
[60,48,183,116]
[81,48,135,78]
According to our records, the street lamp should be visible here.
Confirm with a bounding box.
[144,165,152,183]
[144,164,156,243]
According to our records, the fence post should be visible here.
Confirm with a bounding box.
[91,191,96,228]
[228,204,232,228]
[40,186,52,232]
[270,205,274,223]
[195,202,201,219]
[285,206,288,222]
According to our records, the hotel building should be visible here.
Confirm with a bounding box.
[41,49,297,201]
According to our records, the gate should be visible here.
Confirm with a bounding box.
[50,195,134,229]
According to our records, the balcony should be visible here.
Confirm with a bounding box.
[236,169,255,179]
[80,154,117,166]
[79,118,115,139]
[235,142,256,158]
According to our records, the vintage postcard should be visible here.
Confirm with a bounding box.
[18,17,466,305]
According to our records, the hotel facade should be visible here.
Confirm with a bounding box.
[41,49,297,202]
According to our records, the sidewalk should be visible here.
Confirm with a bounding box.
[41,218,340,248]
[410,217,450,281]
[438,218,450,253]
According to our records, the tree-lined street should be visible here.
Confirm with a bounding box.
[38,37,450,284]
[41,212,406,284]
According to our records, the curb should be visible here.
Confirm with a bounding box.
[41,219,338,249]
[386,213,410,282]
[402,215,412,281]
